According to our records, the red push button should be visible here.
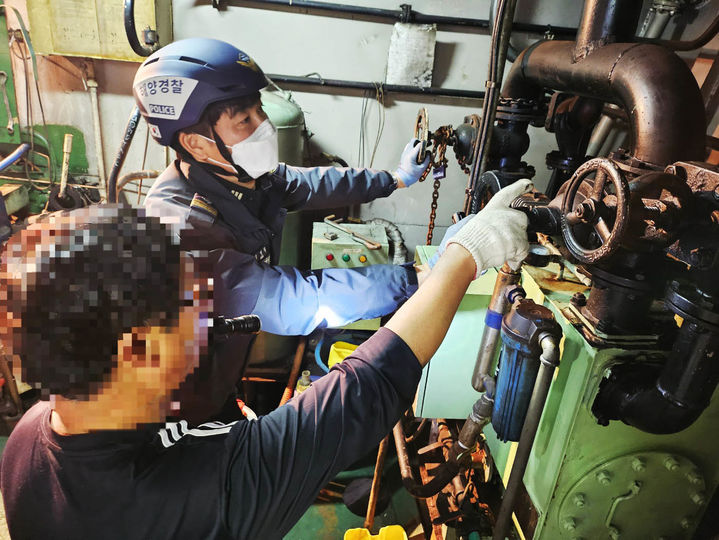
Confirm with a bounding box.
[326,253,334,261]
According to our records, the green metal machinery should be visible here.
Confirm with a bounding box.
[413,246,719,540]
[0,9,91,215]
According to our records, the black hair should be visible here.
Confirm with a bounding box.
[0,205,182,399]
[172,91,262,157]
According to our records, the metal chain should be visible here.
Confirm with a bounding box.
[426,175,442,244]
[425,126,452,245]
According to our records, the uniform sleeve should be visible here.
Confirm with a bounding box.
[276,163,397,211]
[211,249,418,336]
[221,328,422,539]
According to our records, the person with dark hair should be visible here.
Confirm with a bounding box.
[135,38,430,338]
[0,180,531,540]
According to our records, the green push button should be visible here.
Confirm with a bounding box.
[342,254,351,262]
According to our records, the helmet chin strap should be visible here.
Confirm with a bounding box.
[209,127,252,182]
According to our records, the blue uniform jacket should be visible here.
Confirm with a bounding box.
[145,161,418,336]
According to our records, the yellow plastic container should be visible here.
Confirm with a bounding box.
[328,340,359,369]
[344,525,408,540]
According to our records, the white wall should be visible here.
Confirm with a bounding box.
[4,0,571,252]
[168,0,564,249]
[8,0,718,252]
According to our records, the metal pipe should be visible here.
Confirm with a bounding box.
[392,420,461,499]
[471,263,521,392]
[652,10,719,51]
[643,9,672,39]
[573,0,642,61]
[464,0,519,214]
[502,41,706,166]
[0,143,29,173]
[586,105,619,157]
[115,170,160,199]
[494,0,519,84]
[492,334,559,540]
[123,0,156,57]
[86,79,107,194]
[489,0,520,63]
[59,134,73,199]
[364,435,390,530]
[267,74,485,100]
[279,338,306,406]
[223,0,578,37]
[107,107,142,203]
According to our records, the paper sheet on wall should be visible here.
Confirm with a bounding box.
[385,23,437,88]
[28,0,161,62]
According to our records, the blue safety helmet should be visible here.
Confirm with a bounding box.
[132,38,269,147]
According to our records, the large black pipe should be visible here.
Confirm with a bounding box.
[107,107,142,203]
[593,284,719,434]
[224,0,578,37]
[123,0,156,57]
[267,74,485,100]
[502,40,706,166]
[593,321,719,434]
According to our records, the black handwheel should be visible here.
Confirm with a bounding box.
[413,107,430,168]
[560,158,630,264]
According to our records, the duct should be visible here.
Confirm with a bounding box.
[364,218,408,265]
[502,40,706,166]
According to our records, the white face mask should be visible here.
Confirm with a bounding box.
[201,119,279,179]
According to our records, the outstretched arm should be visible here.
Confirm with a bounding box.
[211,249,417,335]
[386,178,533,365]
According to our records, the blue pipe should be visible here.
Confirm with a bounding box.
[0,143,30,173]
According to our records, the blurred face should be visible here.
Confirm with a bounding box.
[150,253,212,393]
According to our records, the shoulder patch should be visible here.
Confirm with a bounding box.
[190,193,218,220]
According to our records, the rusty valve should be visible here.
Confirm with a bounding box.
[560,158,630,264]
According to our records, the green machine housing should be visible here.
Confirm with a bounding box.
[311,221,389,269]
[311,221,389,331]
[414,245,719,540]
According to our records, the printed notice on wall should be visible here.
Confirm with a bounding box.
[28,0,167,62]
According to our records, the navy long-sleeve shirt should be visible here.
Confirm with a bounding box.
[145,162,418,336]
[0,328,421,540]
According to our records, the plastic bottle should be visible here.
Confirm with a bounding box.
[295,370,312,394]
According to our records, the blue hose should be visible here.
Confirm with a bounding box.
[0,143,30,173]
[314,336,329,373]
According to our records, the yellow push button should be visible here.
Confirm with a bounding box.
[359,255,367,263]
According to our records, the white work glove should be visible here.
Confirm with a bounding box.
[394,138,431,187]
[447,179,533,275]
[427,214,474,268]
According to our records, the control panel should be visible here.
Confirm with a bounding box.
[311,221,389,269]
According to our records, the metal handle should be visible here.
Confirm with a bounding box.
[323,214,382,250]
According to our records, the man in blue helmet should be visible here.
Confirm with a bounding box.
[134,38,430,339]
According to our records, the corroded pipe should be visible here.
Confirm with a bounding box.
[573,0,642,61]
[503,41,706,166]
